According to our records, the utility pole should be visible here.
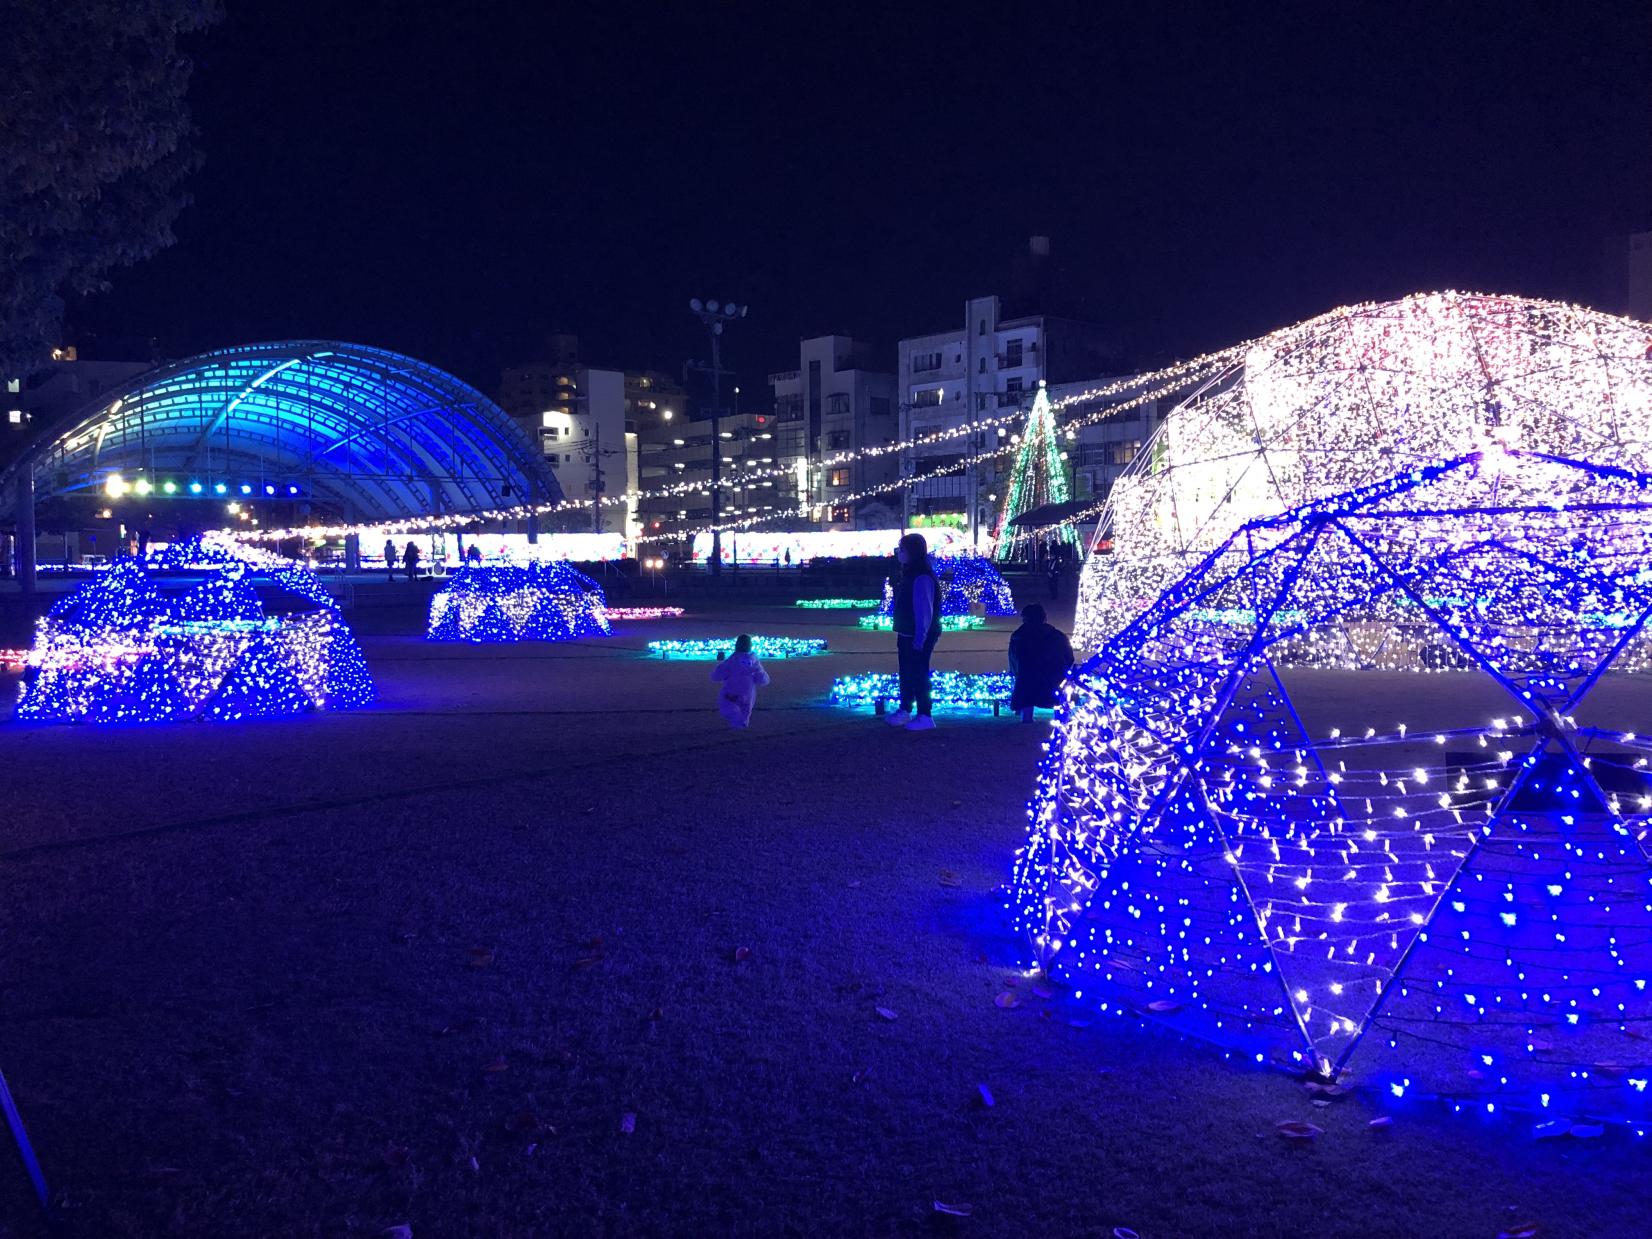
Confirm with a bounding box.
[688,298,749,576]
[590,419,604,534]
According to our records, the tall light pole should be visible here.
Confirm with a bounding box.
[689,298,748,575]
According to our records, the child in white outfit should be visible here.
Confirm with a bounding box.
[710,634,771,729]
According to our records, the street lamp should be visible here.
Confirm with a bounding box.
[688,297,749,575]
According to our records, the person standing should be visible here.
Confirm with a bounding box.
[383,537,398,580]
[886,532,941,731]
[1008,602,1075,722]
[403,540,420,581]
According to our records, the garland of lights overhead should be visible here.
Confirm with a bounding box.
[1074,290,1652,653]
[14,537,374,723]
[1010,448,1652,1125]
[992,384,1079,562]
[230,355,1228,545]
[426,562,612,643]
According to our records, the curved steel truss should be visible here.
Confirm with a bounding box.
[27,341,559,521]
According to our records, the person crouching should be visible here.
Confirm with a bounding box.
[711,634,771,729]
[1008,603,1074,722]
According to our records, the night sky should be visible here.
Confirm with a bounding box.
[67,1,1652,397]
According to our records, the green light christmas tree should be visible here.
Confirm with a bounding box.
[993,382,1078,563]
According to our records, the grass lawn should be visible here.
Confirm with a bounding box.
[0,597,1646,1236]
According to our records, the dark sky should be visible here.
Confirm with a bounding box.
[68,0,1652,399]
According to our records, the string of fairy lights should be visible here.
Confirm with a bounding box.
[1010,444,1652,1126]
[1073,290,1652,652]
[229,349,1235,547]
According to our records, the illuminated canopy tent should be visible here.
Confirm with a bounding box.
[22,341,559,522]
[1075,292,1652,650]
[1012,450,1652,1120]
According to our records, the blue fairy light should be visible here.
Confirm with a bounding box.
[427,561,612,643]
[15,537,374,724]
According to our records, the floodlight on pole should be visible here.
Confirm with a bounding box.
[688,297,750,575]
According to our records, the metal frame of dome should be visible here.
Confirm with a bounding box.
[16,341,559,521]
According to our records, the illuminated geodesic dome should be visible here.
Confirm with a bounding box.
[878,556,1017,618]
[15,538,374,723]
[1011,450,1652,1121]
[426,562,610,642]
[1076,292,1652,650]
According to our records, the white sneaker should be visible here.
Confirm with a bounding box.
[885,710,911,727]
[905,715,935,731]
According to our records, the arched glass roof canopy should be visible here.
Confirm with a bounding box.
[27,341,560,521]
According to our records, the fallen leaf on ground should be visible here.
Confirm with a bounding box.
[1032,985,1054,1000]
[573,955,604,970]
[939,870,962,888]
[1113,1229,1141,1239]
[994,992,1019,1010]
[1146,999,1181,1013]
[1367,1116,1392,1130]
[933,1200,973,1217]
[467,948,494,968]
[734,946,752,962]
[1497,1224,1540,1239]
[381,1227,413,1239]
[648,1007,663,1021]
[504,1109,539,1134]
[977,1084,995,1108]
[381,1144,410,1168]
[875,1006,898,1021]
[467,1156,479,1173]
[619,1112,636,1134]
[1274,1120,1322,1142]
[483,1056,508,1074]
[848,880,862,888]
[852,1067,873,1085]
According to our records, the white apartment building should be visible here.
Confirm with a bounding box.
[768,334,897,530]
[896,295,1113,549]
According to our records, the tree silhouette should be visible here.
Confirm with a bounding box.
[0,1,219,378]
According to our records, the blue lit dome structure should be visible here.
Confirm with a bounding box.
[13,341,558,522]
[1010,450,1652,1122]
[426,562,611,643]
[15,538,375,723]
[878,555,1017,618]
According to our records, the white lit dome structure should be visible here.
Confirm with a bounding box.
[1075,292,1652,651]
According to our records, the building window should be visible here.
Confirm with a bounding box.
[831,505,851,523]
[910,387,944,408]
[1110,439,1142,465]
[977,320,986,335]
[828,468,850,487]
[827,430,850,450]
[911,351,943,373]
[869,396,891,418]
[978,357,986,373]
[1005,338,1023,368]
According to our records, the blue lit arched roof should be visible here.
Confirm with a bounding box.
[26,341,560,521]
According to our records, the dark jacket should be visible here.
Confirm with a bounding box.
[1008,620,1075,711]
[892,572,942,647]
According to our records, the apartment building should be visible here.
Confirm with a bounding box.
[768,335,897,529]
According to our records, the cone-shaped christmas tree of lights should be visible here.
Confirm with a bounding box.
[993,382,1078,563]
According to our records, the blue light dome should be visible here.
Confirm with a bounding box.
[15,538,374,723]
